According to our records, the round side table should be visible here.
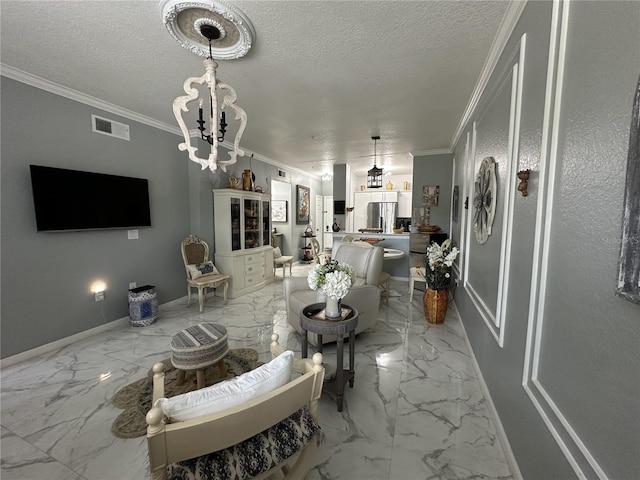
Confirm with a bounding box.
[300,303,358,412]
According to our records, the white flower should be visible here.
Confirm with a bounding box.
[307,260,354,300]
[425,242,460,289]
[323,270,351,299]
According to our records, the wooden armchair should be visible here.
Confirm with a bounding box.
[146,337,325,480]
[181,235,230,312]
[272,234,294,277]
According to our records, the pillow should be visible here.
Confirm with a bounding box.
[273,247,282,258]
[156,350,294,422]
[187,261,220,279]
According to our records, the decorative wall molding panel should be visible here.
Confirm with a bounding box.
[463,36,526,347]
[523,1,608,478]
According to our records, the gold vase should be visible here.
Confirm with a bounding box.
[423,288,448,324]
[242,169,252,191]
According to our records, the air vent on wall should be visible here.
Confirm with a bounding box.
[91,114,130,141]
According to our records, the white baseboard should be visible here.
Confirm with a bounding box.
[0,297,187,369]
[456,304,524,480]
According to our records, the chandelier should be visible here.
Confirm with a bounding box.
[367,136,383,188]
[160,0,255,172]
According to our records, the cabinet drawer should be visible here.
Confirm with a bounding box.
[244,271,265,288]
[244,253,265,265]
[409,234,430,253]
[244,262,264,276]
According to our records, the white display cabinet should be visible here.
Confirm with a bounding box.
[212,189,274,298]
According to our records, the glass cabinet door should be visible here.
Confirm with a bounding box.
[262,201,270,246]
[230,198,241,251]
[244,198,259,249]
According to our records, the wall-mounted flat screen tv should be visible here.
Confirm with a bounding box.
[30,165,151,232]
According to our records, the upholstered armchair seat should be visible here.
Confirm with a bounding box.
[284,241,383,345]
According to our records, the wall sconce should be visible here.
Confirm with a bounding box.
[517,169,530,196]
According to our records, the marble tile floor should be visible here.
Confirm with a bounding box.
[1,264,514,480]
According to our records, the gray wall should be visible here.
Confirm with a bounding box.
[186,149,323,263]
[412,153,453,234]
[452,2,639,479]
[1,78,191,358]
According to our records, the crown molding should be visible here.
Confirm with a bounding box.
[450,0,528,149]
[411,148,453,157]
[0,64,318,179]
[239,146,323,181]
[0,63,180,135]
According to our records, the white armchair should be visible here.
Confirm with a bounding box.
[284,241,383,345]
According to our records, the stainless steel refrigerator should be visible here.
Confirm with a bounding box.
[366,202,398,234]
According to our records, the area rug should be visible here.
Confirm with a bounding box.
[111,348,262,438]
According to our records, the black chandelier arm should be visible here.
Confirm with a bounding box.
[197,104,226,143]
[217,111,227,142]
[200,132,214,145]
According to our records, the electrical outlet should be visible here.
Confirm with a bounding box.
[129,282,137,290]
[95,291,105,302]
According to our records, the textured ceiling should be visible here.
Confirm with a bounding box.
[0,1,511,176]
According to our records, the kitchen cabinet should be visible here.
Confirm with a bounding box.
[398,191,412,218]
[212,189,274,298]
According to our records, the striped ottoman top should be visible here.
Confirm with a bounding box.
[171,323,229,370]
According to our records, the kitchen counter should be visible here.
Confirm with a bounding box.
[330,232,410,238]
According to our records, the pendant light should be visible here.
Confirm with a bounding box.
[367,136,383,188]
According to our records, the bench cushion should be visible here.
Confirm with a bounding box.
[157,351,293,422]
[167,406,320,480]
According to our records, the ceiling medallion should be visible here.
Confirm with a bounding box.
[159,0,255,60]
[473,156,497,244]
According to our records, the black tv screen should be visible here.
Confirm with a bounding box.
[30,165,151,232]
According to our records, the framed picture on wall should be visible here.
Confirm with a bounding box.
[617,76,640,304]
[272,200,287,223]
[422,185,440,206]
[296,185,310,224]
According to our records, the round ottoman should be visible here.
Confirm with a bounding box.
[171,323,229,389]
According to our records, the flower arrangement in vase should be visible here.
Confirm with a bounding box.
[425,240,459,290]
[307,259,355,318]
[423,240,459,324]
